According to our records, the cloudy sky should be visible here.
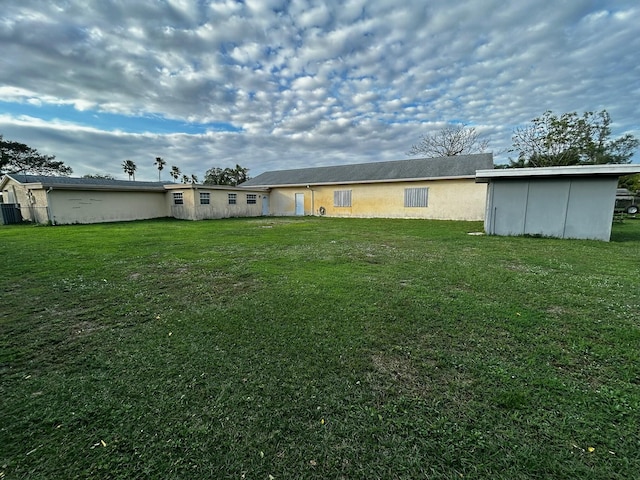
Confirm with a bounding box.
[1,0,638,181]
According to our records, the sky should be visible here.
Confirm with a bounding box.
[1,0,639,182]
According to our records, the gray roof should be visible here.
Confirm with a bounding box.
[240,153,494,187]
[4,174,170,190]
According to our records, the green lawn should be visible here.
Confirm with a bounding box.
[1,217,639,479]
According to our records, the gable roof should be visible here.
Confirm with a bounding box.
[1,174,169,191]
[240,153,494,187]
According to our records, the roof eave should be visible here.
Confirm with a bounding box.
[36,184,166,192]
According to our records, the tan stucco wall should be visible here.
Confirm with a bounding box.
[269,179,487,220]
[48,190,169,224]
[168,187,265,220]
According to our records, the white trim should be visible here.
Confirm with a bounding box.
[476,164,640,183]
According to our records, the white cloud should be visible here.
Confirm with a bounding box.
[0,0,638,179]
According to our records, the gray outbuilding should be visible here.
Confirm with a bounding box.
[475,164,640,241]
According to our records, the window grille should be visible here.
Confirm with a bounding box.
[228,193,237,205]
[404,187,429,207]
[333,190,352,207]
[200,192,210,205]
[246,194,257,204]
[173,192,184,205]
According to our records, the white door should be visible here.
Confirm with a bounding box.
[295,193,304,216]
[262,196,269,216]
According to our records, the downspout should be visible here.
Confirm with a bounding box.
[307,185,314,215]
[45,187,55,225]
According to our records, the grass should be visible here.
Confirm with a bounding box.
[1,217,639,479]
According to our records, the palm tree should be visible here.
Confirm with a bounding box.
[182,174,190,184]
[170,165,180,182]
[122,159,137,181]
[190,174,199,184]
[155,157,166,181]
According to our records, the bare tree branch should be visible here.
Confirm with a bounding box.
[407,124,489,157]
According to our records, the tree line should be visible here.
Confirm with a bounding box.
[407,109,638,167]
[2,109,638,191]
[120,159,249,186]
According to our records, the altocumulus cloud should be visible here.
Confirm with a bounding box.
[0,0,638,180]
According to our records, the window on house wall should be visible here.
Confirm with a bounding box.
[173,192,184,205]
[404,187,429,207]
[200,192,210,205]
[246,194,257,204]
[228,193,237,205]
[334,189,352,207]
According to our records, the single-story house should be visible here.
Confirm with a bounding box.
[239,153,494,221]
[0,174,268,225]
[1,154,494,225]
[475,164,640,241]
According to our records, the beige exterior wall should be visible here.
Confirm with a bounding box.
[1,177,268,225]
[269,179,487,220]
[269,189,299,216]
[167,187,265,220]
[48,190,169,224]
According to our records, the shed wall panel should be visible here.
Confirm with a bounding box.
[523,180,570,238]
[488,181,527,235]
[564,178,617,241]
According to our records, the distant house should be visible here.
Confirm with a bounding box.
[240,153,494,221]
[476,164,640,241]
[0,174,267,225]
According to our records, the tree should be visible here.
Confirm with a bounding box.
[170,165,180,182]
[190,174,198,184]
[203,164,250,186]
[203,167,232,185]
[509,110,639,168]
[0,134,72,176]
[230,164,249,185]
[155,156,166,181]
[122,159,137,180]
[619,174,640,193]
[181,174,190,184]
[407,124,489,157]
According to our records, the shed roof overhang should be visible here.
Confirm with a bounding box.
[476,164,640,183]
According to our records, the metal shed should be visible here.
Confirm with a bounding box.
[475,164,640,241]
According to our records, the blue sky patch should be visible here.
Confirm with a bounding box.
[1,101,242,134]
